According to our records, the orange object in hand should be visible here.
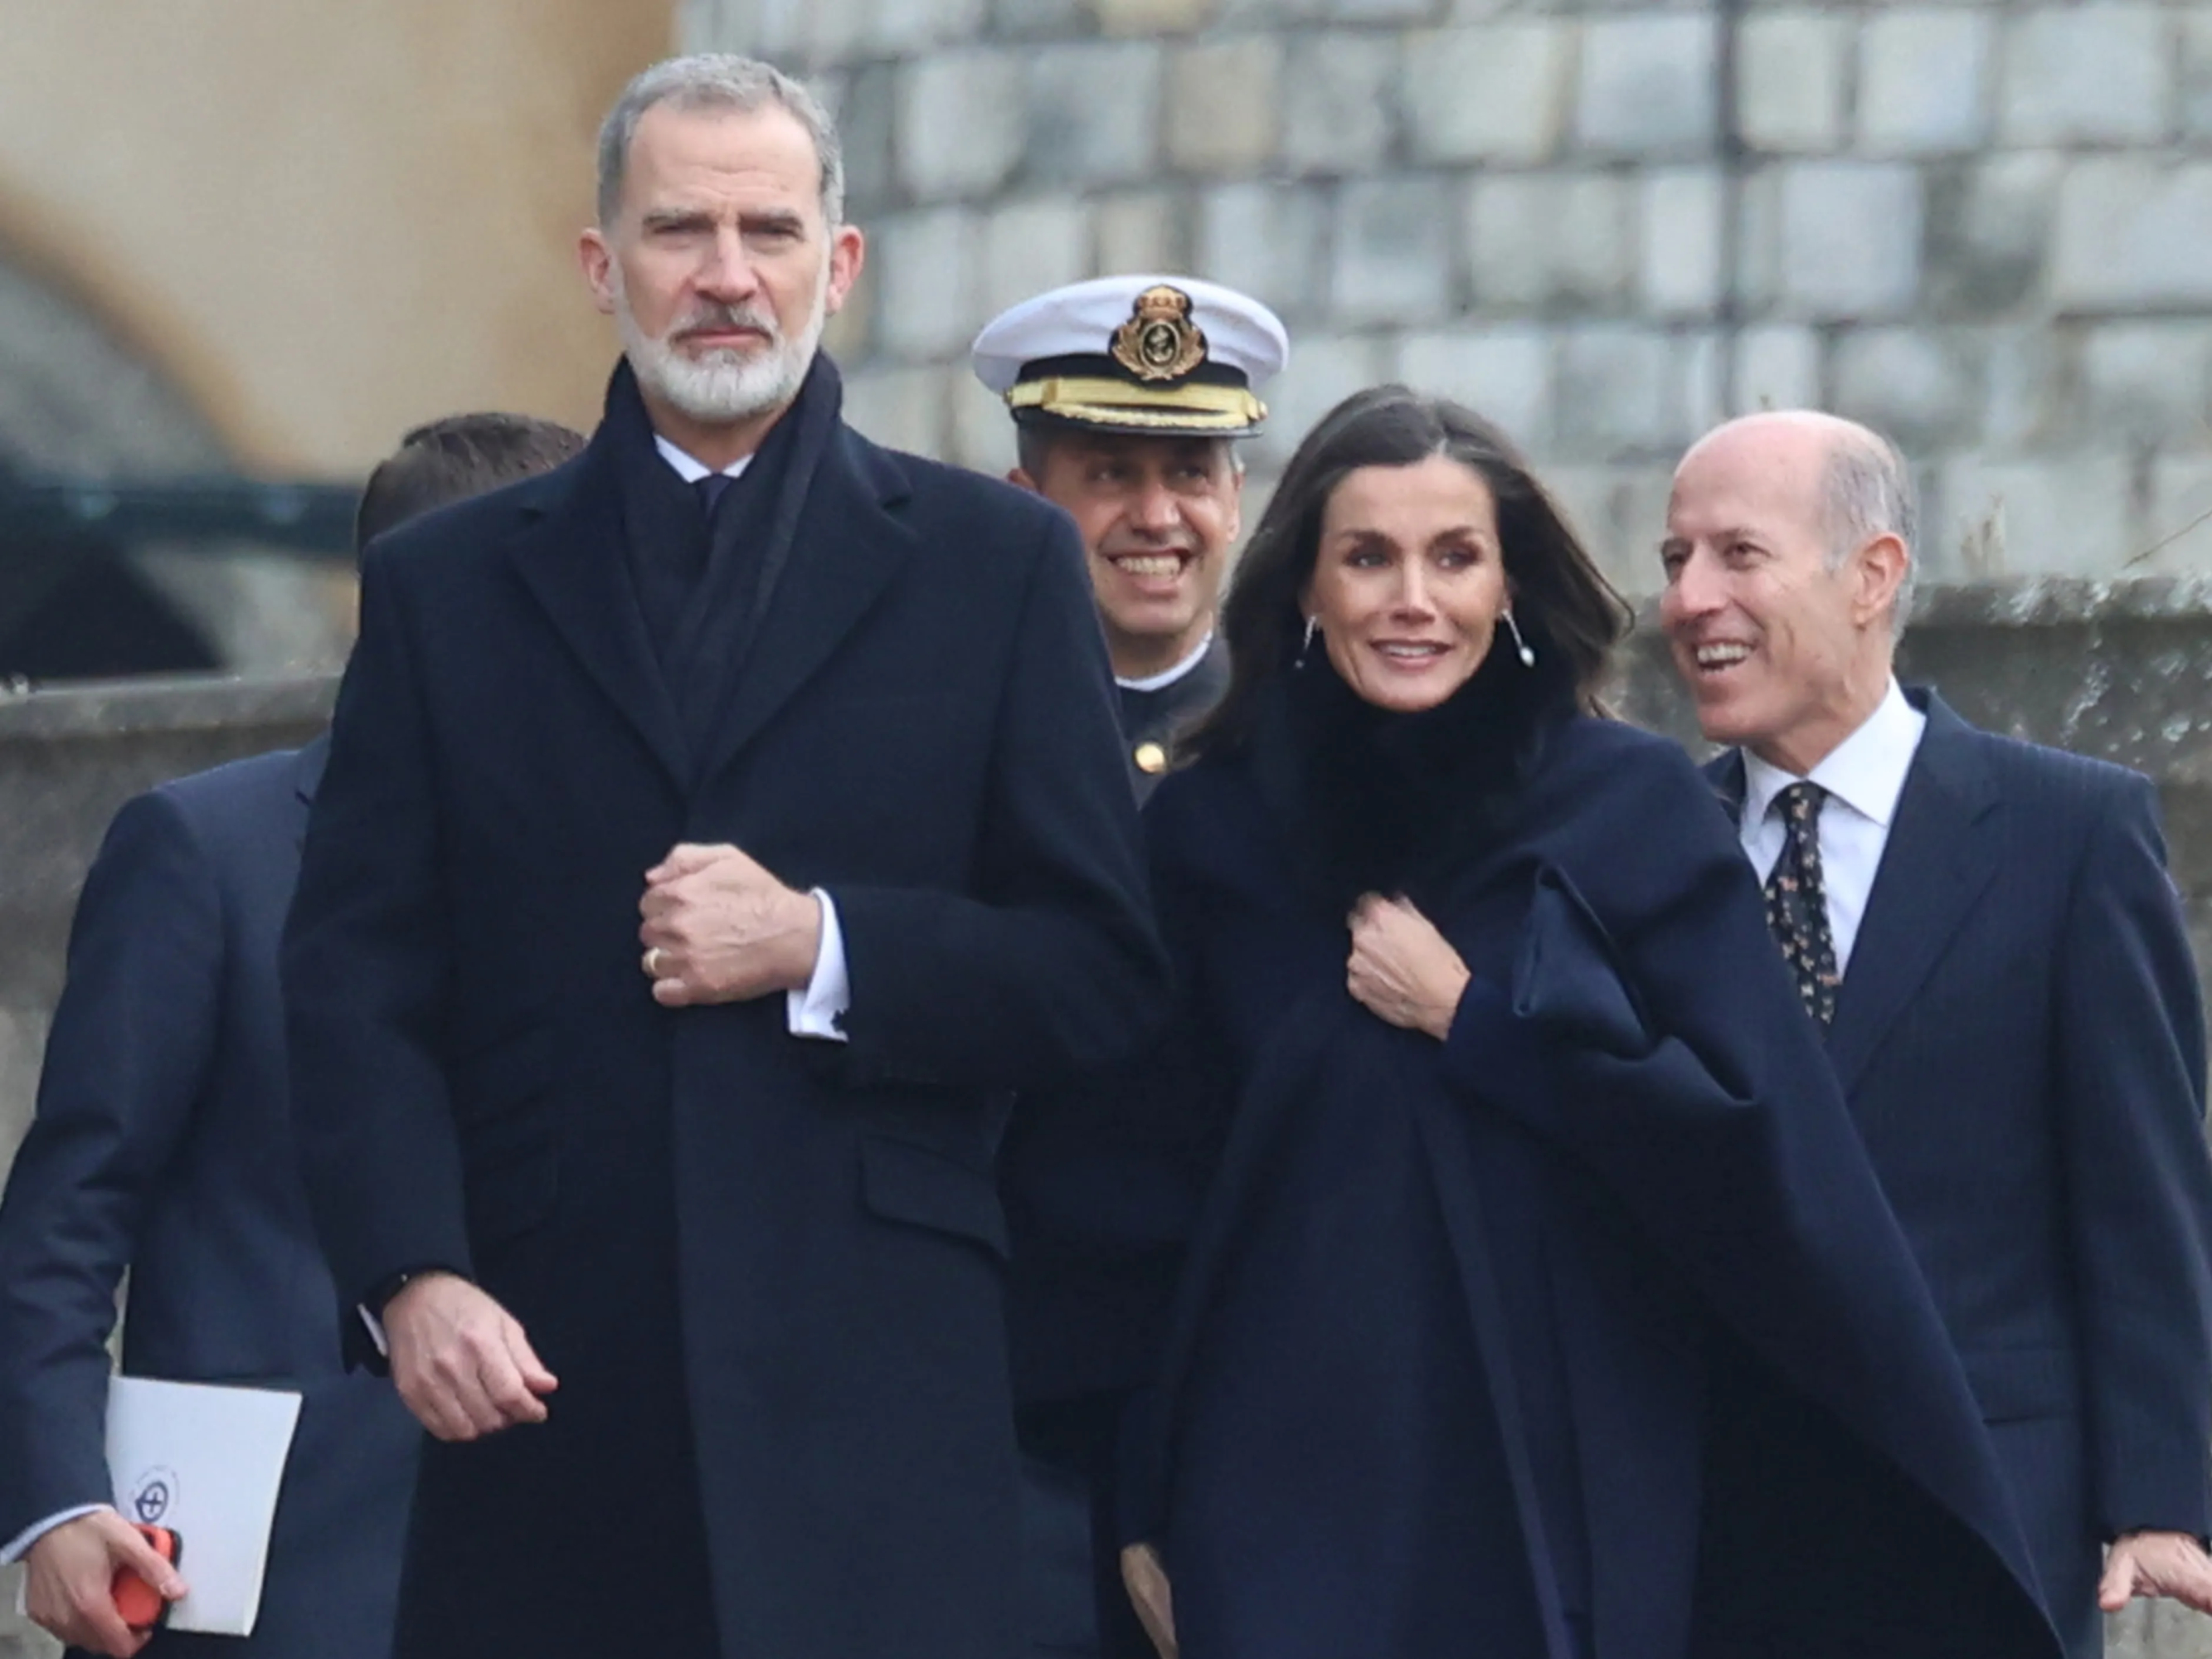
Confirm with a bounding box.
[111,1524,180,1632]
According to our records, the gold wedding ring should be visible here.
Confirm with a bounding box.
[643,946,668,980]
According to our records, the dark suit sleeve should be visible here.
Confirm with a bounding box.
[284,554,470,1360]
[829,512,1168,1091]
[2053,776,2212,1539]
[0,791,221,1540]
[1001,810,1234,1408]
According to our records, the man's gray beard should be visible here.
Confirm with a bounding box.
[617,286,826,426]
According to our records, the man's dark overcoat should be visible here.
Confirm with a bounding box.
[0,743,417,1659]
[1111,701,2059,1659]
[284,363,1164,1659]
[1712,691,2212,1654]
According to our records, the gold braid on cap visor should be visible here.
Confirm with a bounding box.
[1006,377,1267,432]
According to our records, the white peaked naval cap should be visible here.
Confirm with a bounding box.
[971,275,1290,438]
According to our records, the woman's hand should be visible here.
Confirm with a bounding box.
[1121,1543,1178,1658]
[1347,893,1471,1042]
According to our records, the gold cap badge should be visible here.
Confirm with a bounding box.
[1111,286,1208,384]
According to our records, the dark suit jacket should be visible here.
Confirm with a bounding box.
[0,742,417,1659]
[1712,690,2212,1652]
[284,402,1165,1659]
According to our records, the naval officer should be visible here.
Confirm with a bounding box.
[974,275,1288,800]
[975,280,1279,1653]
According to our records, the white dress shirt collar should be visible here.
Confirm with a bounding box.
[654,434,754,483]
[1117,631,1215,693]
[1742,679,1923,831]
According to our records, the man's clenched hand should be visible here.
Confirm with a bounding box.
[383,1271,557,1441]
[639,843,821,1006]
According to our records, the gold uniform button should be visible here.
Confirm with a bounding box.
[1133,742,1169,775]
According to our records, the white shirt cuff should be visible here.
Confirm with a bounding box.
[0,1504,111,1565]
[360,1303,391,1359]
[785,889,850,1043]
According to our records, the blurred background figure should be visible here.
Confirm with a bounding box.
[0,414,583,1659]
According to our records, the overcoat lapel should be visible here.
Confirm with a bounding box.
[694,427,918,783]
[506,441,692,791]
[292,734,329,849]
[1825,694,2001,1094]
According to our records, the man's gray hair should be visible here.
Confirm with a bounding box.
[1822,427,1918,633]
[596,55,844,230]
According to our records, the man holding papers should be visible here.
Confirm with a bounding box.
[0,414,583,1656]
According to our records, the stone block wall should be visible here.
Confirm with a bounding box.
[686,0,2212,601]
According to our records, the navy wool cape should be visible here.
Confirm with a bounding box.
[1116,709,2061,1659]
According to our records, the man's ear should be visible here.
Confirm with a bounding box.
[1854,533,1909,627]
[1009,467,1039,494]
[579,228,617,318]
[1222,462,1246,545]
[824,225,865,316]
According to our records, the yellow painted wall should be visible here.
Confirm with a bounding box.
[0,0,678,474]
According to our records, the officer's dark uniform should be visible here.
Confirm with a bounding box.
[1120,635,1229,803]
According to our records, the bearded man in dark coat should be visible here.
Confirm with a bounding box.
[283,54,1164,1659]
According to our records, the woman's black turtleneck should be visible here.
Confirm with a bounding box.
[1252,632,1575,916]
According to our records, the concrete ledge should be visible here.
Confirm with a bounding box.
[0,672,335,741]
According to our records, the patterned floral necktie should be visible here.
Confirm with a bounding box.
[1764,781,1840,1026]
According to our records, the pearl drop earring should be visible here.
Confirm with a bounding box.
[1501,610,1536,668]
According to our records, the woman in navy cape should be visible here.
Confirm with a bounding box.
[1108,388,2059,1659]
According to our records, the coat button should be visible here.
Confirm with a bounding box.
[1133,742,1168,775]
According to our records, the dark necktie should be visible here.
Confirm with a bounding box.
[696,471,735,524]
[1763,781,1840,1026]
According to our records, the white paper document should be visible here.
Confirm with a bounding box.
[105,1376,303,1636]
